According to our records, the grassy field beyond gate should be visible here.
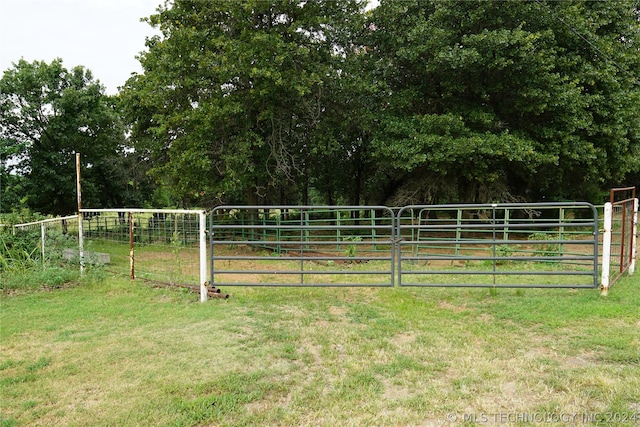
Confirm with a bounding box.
[1,275,639,426]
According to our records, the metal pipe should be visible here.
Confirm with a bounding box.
[129,212,135,281]
[76,153,84,274]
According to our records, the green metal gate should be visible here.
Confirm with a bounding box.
[209,203,600,289]
[396,203,599,288]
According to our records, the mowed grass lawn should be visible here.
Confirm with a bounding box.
[1,273,639,426]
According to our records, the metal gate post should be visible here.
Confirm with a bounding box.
[199,211,207,302]
[601,203,613,295]
[129,212,135,281]
[630,198,638,275]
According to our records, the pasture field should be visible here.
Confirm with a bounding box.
[1,274,639,426]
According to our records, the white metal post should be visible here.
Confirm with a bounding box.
[199,211,208,302]
[630,198,638,275]
[601,202,612,295]
[76,153,84,274]
[41,223,46,263]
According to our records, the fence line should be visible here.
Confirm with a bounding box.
[209,203,603,290]
[8,200,636,299]
[79,208,209,301]
[12,216,79,264]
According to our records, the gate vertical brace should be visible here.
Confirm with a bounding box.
[371,209,377,250]
[389,212,396,288]
[456,209,462,256]
[592,203,600,289]
[209,211,214,289]
[300,209,304,285]
[392,210,397,287]
[491,204,497,287]
[559,207,565,256]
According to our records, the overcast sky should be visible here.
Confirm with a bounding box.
[0,0,162,94]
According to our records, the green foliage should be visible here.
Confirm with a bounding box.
[367,0,640,204]
[121,0,368,207]
[0,59,139,214]
[0,265,81,292]
[0,229,81,291]
[5,1,633,210]
[529,232,560,258]
[344,236,362,258]
[0,210,88,291]
[0,229,42,269]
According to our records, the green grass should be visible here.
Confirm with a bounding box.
[1,273,639,426]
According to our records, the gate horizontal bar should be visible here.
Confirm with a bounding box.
[402,255,594,262]
[398,222,595,230]
[212,256,392,261]
[399,283,595,289]
[402,270,594,276]
[399,239,595,246]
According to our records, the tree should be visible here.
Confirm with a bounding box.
[367,0,640,204]
[0,59,130,215]
[121,0,367,207]
[121,0,638,207]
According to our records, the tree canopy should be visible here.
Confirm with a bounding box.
[367,0,640,204]
[2,1,639,214]
[121,0,638,207]
[0,59,133,215]
[121,0,369,206]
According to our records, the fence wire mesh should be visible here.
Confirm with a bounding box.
[10,216,79,265]
[81,209,204,285]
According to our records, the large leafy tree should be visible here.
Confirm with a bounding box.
[367,0,640,204]
[122,0,638,207]
[122,0,366,207]
[0,59,130,215]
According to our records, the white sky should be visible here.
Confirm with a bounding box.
[0,0,162,95]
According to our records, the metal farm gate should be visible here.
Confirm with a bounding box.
[209,206,396,287]
[396,203,599,288]
[209,203,600,289]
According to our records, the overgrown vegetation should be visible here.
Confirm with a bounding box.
[0,223,86,292]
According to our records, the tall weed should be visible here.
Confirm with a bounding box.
[0,227,88,292]
[0,230,41,271]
